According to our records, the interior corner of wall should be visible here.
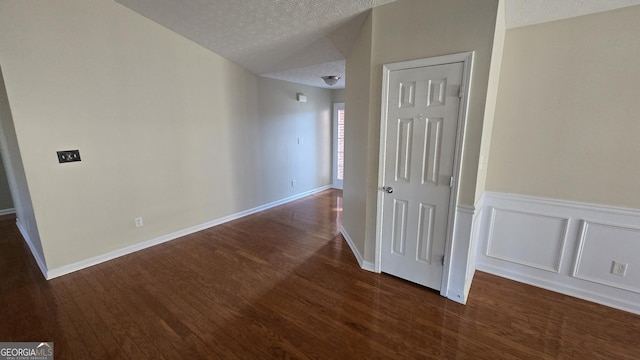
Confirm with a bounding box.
[475,0,506,203]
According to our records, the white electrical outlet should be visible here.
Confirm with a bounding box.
[297,137,303,144]
[611,261,628,276]
[135,217,144,228]
[291,180,296,187]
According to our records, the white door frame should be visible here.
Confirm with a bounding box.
[375,52,474,297]
[332,102,345,189]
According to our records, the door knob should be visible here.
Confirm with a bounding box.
[382,186,393,194]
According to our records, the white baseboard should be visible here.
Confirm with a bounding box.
[340,204,476,300]
[0,207,15,216]
[362,260,375,272]
[477,262,640,315]
[339,225,375,272]
[46,185,332,279]
[475,191,640,315]
[16,219,48,278]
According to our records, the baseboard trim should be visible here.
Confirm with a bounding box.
[362,260,375,272]
[339,226,363,267]
[16,219,48,278]
[339,226,375,272]
[0,208,15,216]
[46,185,332,279]
[477,263,640,315]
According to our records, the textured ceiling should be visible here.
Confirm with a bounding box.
[114,0,640,89]
[115,0,396,88]
[264,60,346,89]
[506,0,640,28]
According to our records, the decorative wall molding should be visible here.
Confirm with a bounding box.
[475,192,640,315]
[0,208,15,216]
[45,185,332,279]
[486,208,569,273]
[573,220,640,294]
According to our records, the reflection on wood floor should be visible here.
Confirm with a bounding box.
[1,189,638,359]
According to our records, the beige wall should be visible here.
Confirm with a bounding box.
[342,0,499,263]
[332,89,346,103]
[343,13,373,258]
[257,76,333,195]
[474,0,505,204]
[0,67,44,264]
[0,0,332,271]
[486,6,640,209]
[0,150,14,210]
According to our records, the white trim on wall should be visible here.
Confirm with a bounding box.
[332,102,345,190]
[475,191,640,315]
[339,226,375,272]
[573,220,640,294]
[444,205,475,304]
[44,185,332,279]
[16,218,47,278]
[485,208,569,273]
[0,207,15,216]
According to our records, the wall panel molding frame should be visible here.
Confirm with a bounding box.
[486,208,569,273]
[573,220,640,294]
[475,192,640,315]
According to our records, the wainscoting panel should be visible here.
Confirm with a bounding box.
[486,208,568,272]
[573,221,640,294]
[475,192,640,315]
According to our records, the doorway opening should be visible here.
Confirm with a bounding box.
[375,52,473,296]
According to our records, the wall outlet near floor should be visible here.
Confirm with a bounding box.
[135,217,144,228]
[291,180,296,187]
[611,261,628,276]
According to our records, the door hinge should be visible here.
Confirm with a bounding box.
[458,86,464,98]
[449,176,455,188]
[441,255,445,266]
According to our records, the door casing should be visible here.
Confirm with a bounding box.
[332,102,345,189]
[375,52,474,297]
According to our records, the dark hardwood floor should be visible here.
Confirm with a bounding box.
[1,189,638,359]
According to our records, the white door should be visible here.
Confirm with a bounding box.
[379,60,465,290]
[332,103,345,189]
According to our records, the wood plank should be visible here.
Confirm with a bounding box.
[0,190,638,359]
